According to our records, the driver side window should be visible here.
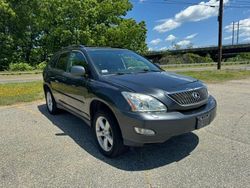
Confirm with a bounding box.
[67,51,88,72]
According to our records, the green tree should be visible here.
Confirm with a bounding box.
[227,52,250,62]
[0,0,15,70]
[105,20,147,53]
[37,0,147,59]
[0,0,148,71]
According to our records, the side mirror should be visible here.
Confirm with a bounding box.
[70,66,86,77]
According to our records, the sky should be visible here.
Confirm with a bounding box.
[126,0,250,51]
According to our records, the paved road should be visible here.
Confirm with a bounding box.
[0,80,250,187]
[0,64,249,83]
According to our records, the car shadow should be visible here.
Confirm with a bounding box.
[38,104,199,171]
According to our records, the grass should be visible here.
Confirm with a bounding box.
[177,70,250,83]
[0,81,44,106]
[163,61,250,69]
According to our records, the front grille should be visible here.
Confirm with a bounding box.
[168,87,208,106]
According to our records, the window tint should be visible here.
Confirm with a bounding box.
[56,53,68,71]
[68,51,88,72]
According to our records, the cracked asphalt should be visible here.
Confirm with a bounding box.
[0,79,250,188]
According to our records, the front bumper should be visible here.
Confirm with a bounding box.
[115,96,217,146]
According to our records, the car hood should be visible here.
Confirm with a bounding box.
[103,71,200,93]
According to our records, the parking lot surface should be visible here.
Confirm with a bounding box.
[0,79,250,188]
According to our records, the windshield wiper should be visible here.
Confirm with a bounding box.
[138,68,162,73]
[116,72,126,75]
[115,72,132,75]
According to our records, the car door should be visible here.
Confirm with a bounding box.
[50,51,70,103]
[62,50,90,119]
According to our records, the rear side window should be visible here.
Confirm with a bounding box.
[47,54,58,68]
[56,53,68,71]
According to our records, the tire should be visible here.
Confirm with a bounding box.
[93,111,127,157]
[45,89,59,115]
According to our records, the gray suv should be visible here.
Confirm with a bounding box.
[43,45,217,157]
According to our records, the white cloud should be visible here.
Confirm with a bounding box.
[159,46,168,51]
[175,0,223,22]
[243,37,250,41]
[224,36,232,40]
[185,33,198,39]
[154,0,229,33]
[154,19,181,33]
[177,40,191,46]
[139,0,146,3]
[149,38,162,45]
[225,18,250,39]
[165,34,177,41]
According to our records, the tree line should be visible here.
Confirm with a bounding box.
[0,0,147,71]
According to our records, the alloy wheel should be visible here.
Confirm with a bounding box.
[95,116,114,152]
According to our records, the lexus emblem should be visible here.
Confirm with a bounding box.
[192,92,200,100]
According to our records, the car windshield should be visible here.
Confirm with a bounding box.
[88,49,161,75]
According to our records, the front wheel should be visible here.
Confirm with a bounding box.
[93,111,127,157]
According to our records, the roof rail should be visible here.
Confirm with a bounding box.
[62,44,86,50]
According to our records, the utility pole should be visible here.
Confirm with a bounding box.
[232,21,235,45]
[217,0,224,70]
[237,21,240,44]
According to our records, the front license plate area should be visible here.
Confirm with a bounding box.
[196,113,210,129]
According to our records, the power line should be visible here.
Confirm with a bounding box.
[167,0,250,6]
[165,0,218,7]
[227,24,250,28]
[131,0,219,7]
[131,0,250,9]
[234,0,250,3]
[225,5,250,8]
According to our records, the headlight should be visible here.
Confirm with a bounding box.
[122,92,167,112]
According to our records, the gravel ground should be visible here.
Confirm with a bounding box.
[0,79,250,188]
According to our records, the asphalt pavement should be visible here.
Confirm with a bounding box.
[0,79,250,187]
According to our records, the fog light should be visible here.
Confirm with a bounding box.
[134,127,155,136]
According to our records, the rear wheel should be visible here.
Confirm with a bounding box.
[45,89,58,115]
[93,111,127,157]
